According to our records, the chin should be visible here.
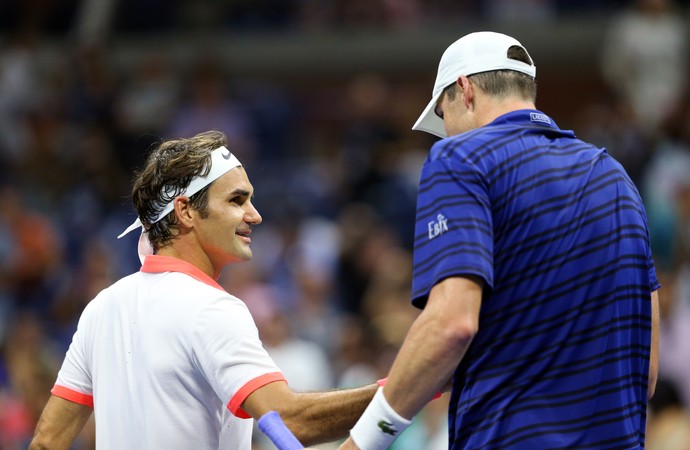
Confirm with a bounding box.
[224,250,253,265]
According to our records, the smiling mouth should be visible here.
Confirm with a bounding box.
[236,230,252,241]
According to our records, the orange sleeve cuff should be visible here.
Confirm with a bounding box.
[227,372,286,419]
[51,385,94,408]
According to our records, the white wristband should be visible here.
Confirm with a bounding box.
[350,387,412,450]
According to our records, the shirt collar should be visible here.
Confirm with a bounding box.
[141,255,225,292]
[488,109,575,137]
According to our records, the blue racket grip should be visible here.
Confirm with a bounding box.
[258,411,305,450]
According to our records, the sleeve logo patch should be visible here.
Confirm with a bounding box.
[428,213,449,240]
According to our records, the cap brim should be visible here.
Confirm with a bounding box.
[411,91,446,138]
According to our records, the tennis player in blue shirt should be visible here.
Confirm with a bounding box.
[340,31,660,450]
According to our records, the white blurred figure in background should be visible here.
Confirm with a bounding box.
[601,0,688,136]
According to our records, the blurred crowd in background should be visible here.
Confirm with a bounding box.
[1,0,690,448]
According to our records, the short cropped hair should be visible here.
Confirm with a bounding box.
[131,130,228,250]
[445,45,537,103]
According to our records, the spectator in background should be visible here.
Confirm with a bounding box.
[655,267,690,409]
[284,216,344,354]
[114,54,180,171]
[0,28,39,167]
[335,317,388,389]
[240,274,337,450]
[641,127,690,267]
[481,0,556,22]
[600,0,688,137]
[335,203,401,315]
[221,255,336,391]
[251,295,334,393]
[166,56,258,164]
[0,312,62,450]
[64,45,119,132]
[646,378,690,450]
[48,237,121,351]
[0,183,64,314]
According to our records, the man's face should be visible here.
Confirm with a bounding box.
[435,80,476,137]
[193,167,262,267]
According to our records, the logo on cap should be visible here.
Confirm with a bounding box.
[221,147,233,159]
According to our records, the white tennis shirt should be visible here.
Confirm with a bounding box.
[52,255,285,449]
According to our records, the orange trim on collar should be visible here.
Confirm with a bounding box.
[141,255,225,292]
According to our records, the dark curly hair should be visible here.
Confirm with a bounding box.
[131,130,228,250]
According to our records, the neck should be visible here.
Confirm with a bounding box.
[157,240,219,280]
[475,97,536,128]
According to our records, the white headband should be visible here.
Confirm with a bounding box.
[117,145,242,261]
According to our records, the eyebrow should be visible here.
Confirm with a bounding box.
[230,188,251,197]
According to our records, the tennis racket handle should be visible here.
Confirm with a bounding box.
[258,411,305,450]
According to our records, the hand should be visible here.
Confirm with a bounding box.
[336,437,360,450]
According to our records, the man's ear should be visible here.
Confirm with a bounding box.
[173,196,195,229]
[458,76,474,109]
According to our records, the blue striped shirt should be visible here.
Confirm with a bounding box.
[412,110,659,449]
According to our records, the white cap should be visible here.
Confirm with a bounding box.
[412,31,536,138]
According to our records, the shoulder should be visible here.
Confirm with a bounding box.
[83,272,142,311]
[190,291,260,347]
[423,127,507,179]
[85,271,242,316]
[429,124,516,164]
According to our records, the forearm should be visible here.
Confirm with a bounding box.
[279,383,379,446]
[338,277,481,450]
[30,396,93,450]
[648,290,659,400]
[384,307,473,419]
[383,277,480,419]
